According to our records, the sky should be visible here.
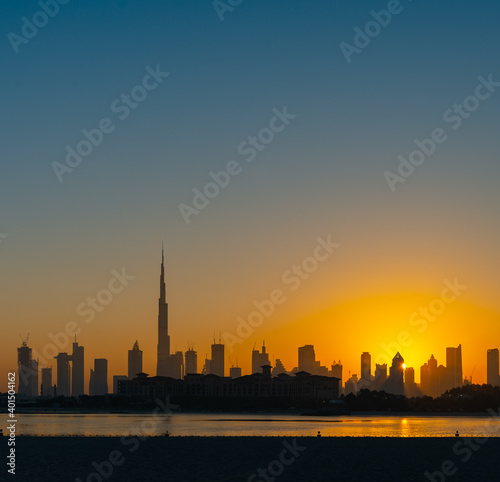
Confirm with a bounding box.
[1,0,500,392]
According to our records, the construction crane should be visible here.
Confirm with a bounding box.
[20,333,29,346]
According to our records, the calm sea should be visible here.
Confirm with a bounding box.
[16,413,500,437]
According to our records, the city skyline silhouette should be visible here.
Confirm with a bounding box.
[2,1,500,480]
[13,249,500,398]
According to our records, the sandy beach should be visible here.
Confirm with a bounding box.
[13,436,500,481]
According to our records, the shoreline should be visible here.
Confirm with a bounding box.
[3,409,496,417]
[14,436,500,481]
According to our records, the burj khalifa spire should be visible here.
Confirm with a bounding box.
[156,244,170,376]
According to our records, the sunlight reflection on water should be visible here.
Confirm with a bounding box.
[16,413,500,437]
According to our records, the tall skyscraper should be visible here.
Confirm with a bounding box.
[252,342,271,374]
[93,358,108,395]
[71,339,84,397]
[185,347,198,375]
[128,340,143,379]
[487,348,500,386]
[17,339,33,396]
[384,352,405,395]
[361,352,371,381]
[211,341,225,377]
[446,344,463,389]
[298,345,316,375]
[420,354,441,397]
[41,367,52,397]
[251,348,259,374]
[89,369,95,396]
[372,363,387,390]
[156,247,170,377]
[405,367,415,385]
[54,353,71,397]
[30,359,39,396]
[404,366,419,397]
[171,351,184,379]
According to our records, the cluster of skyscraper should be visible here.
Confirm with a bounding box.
[15,250,500,399]
[344,345,483,398]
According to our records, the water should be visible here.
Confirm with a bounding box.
[16,413,500,437]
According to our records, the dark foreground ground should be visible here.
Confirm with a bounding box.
[12,436,500,481]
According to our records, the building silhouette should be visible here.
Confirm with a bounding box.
[185,347,198,375]
[128,340,143,380]
[202,355,211,375]
[71,339,84,397]
[446,344,463,389]
[487,348,500,386]
[271,359,288,377]
[17,340,33,396]
[252,342,271,374]
[113,375,128,394]
[421,355,435,396]
[357,352,373,390]
[54,352,71,397]
[345,374,358,395]
[30,359,39,396]
[92,358,108,395]
[118,371,341,403]
[156,247,170,377]
[41,367,52,397]
[298,345,317,375]
[405,367,414,385]
[404,366,421,397]
[230,366,242,378]
[371,363,387,391]
[211,341,225,377]
[331,361,343,381]
[171,351,184,379]
[383,352,405,395]
[361,352,371,381]
[89,369,95,396]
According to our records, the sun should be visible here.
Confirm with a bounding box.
[403,363,406,370]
